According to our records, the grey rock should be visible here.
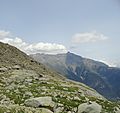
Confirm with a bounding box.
[24,91,33,96]
[78,102,102,113]
[74,96,80,100]
[24,96,55,108]
[67,111,72,113]
[73,107,78,112]
[12,65,21,70]
[114,107,120,113]
[0,67,8,72]
[54,107,64,113]
[40,108,53,113]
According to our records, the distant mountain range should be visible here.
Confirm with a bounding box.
[30,52,120,100]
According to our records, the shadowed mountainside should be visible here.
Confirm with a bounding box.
[31,52,120,100]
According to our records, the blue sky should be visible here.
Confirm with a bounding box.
[0,0,120,66]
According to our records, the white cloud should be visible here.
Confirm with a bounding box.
[25,43,67,54]
[72,31,108,43]
[105,60,120,67]
[95,57,119,67]
[0,30,11,39]
[0,30,67,54]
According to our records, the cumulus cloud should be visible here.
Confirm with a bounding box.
[0,30,67,54]
[72,31,108,43]
[0,30,11,39]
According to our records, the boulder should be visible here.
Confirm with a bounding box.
[78,102,102,113]
[0,67,8,72]
[12,65,21,70]
[40,108,54,113]
[114,107,120,113]
[24,96,55,109]
[54,107,64,113]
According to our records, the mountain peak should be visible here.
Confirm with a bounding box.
[31,52,120,100]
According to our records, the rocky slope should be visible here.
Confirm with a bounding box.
[0,42,120,113]
[30,52,120,100]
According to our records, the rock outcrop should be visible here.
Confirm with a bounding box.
[78,102,102,113]
[24,96,55,108]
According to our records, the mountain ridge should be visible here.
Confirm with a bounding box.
[30,52,120,100]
